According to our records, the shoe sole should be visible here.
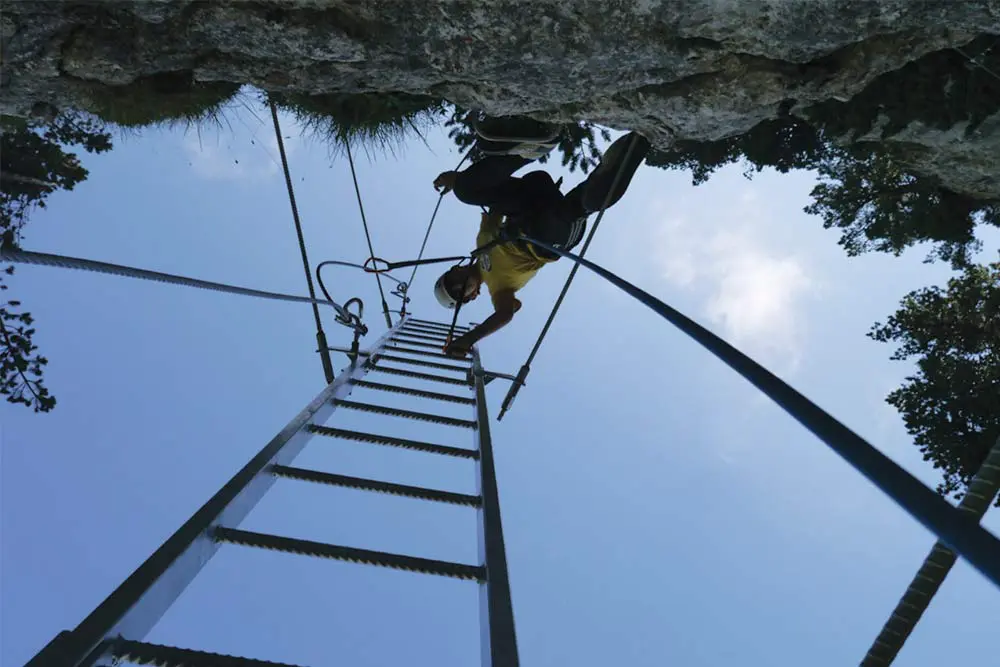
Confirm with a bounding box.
[473,120,561,145]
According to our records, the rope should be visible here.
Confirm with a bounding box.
[316,260,409,312]
[269,101,337,381]
[498,133,643,420]
[345,140,393,329]
[1,248,363,331]
[316,260,406,284]
[405,152,471,301]
[519,234,1000,590]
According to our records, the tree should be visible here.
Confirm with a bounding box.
[647,111,999,269]
[805,146,998,269]
[2,112,111,232]
[0,111,113,412]
[869,260,1000,506]
[444,106,611,173]
[647,115,826,184]
[0,266,54,412]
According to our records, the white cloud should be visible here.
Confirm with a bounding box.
[651,197,818,370]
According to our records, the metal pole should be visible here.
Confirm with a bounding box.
[471,347,520,667]
[269,101,336,384]
[861,437,1000,666]
[27,322,405,667]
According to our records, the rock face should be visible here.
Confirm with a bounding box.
[2,0,999,195]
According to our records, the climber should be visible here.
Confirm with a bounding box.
[431,116,651,358]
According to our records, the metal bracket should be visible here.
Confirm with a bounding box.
[481,370,521,387]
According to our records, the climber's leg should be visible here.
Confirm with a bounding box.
[563,132,651,215]
[451,155,534,213]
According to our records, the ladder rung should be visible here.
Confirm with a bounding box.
[351,379,475,405]
[112,640,307,667]
[272,465,481,507]
[393,331,451,343]
[333,400,476,428]
[215,527,485,580]
[389,337,444,350]
[406,318,471,331]
[401,325,468,338]
[308,425,478,458]
[388,344,472,362]
[371,365,472,387]
[374,353,469,373]
[399,326,452,339]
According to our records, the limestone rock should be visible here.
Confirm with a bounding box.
[1,0,997,197]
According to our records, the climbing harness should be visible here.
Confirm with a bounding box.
[498,133,644,420]
[346,140,394,329]
[0,248,367,336]
[365,233,515,348]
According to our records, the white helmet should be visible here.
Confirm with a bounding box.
[433,273,458,309]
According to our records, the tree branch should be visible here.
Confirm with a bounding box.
[0,313,46,407]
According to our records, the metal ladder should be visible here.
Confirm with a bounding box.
[27,317,519,667]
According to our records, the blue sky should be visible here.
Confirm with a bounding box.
[2,95,998,666]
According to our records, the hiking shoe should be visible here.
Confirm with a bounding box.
[474,116,561,144]
[476,137,559,160]
[579,132,651,213]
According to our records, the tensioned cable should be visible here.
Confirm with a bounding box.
[518,233,1000,591]
[1,248,363,329]
[345,140,393,329]
[404,152,471,301]
[499,133,643,420]
[269,101,336,382]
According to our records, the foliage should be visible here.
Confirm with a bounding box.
[1,112,112,232]
[444,107,611,173]
[269,90,447,158]
[0,111,112,413]
[805,146,998,269]
[647,115,827,184]
[0,266,55,412]
[86,72,241,129]
[869,261,1000,505]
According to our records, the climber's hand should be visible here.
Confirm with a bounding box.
[443,334,472,359]
[434,171,458,195]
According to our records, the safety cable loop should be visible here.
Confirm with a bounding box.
[363,256,393,274]
[343,297,364,322]
[336,297,367,335]
[317,259,404,284]
[391,282,410,303]
[313,263,366,335]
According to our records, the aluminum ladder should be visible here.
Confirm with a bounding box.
[26,316,519,667]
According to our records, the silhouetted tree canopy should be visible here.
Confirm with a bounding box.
[1,111,112,412]
[869,260,1000,506]
[806,146,998,269]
